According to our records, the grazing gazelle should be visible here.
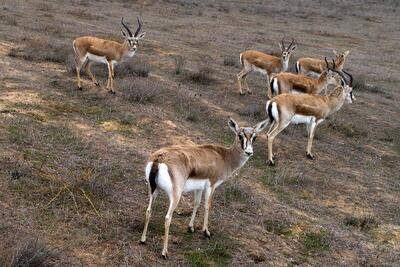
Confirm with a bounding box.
[237,38,297,96]
[73,18,146,94]
[265,70,354,165]
[140,118,268,259]
[296,50,350,76]
[270,58,339,96]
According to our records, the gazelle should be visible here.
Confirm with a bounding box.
[140,118,268,259]
[265,70,354,165]
[296,50,350,76]
[237,38,297,95]
[270,58,339,96]
[73,18,146,94]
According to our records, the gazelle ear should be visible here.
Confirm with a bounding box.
[278,42,284,51]
[289,44,297,52]
[228,117,240,133]
[121,30,128,38]
[254,119,268,133]
[332,49,338,56]
[344,50,350,57]
[136,32,146,39]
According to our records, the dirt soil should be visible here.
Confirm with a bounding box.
[0,0,399,266]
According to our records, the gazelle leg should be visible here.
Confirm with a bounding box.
[140,188,158,243]
[306,120,317,159]
[85,61,99,86]
[109,63,115,94]
[202,186,215,238]
[188,189,203,233]
[162,189,182,259]
[237,69,250,95]
[243,75,252,94]
[75,57,87,90]
[267,121,290,165]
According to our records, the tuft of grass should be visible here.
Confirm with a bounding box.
[172,55,186,75]
[116,61,150,78]
[184,67,216,85]
[237,103,265,120]
[263,219,292,236]
[186,251,209,267]
[223,57,238,67]
[327,121,367,138]
[1,237,56,267]
[119,78,164,104]
[302,230,330,254]
[8,39,70,64]
[37,2,53,12]
[344,215,378,230]
[175,95,210,123]
[222,182,250,204]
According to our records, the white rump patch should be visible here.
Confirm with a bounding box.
[184,179,210,193]
[157,163,173,196]
[272,78,279,94]
[271,102,279,121]
[291,115,314,125]
[145,162,153,181]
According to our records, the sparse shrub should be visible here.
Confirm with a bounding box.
[223,57,237,67]
[1,15,17,26]
[8,39,70,64]
[120,78,163,104]
[37,2,53,12]
[327,121,367,138]
[302,230,330,254]
[263,219,291,235]
[237,103,264,120]
[116,61,150,78]
[223,183,249,204]
[344,215,378,230]
[172,55,186,75]
[5,237,55,267]
[175,95,210,122]
[184,67,215,85]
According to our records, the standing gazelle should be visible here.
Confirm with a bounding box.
[296,50,350,76]
[140,118,268,259]
[73,18,146,94]
[270,58,339,96]
[237,38,297,95]
[265,70,354,165]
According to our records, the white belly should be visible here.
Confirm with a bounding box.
[252,66,268,75]
[87,53,108,64]
[291,114,314,124]
[183,179,210,192]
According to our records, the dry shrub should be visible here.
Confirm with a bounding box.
[119,78,164,104]
[344,215,378,230]
[175,94,210,122]
[172,55,186,75]
[0,237,56,267]
[116,61,151,78]
[184,67,215,85]
[237,103,265,120]
[8,39,70,64]
[223,56,238,67]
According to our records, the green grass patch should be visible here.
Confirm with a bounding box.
[302,230,330,254]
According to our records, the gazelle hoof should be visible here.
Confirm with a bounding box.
[247,91,253,95]
[188,226,195,233]
[203,230,211,238]
[306,153,315,160]
[109,90,116,95]
[239,92,245,96]
[94,82,100,87]
[267,159,275,166]
[162,253,168,260]
[139,240,146,245]
[77,86,83,91]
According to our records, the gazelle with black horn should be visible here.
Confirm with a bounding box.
[73,18,146,94]
[296,50,350,76]
[270,58,339,96]
[265,70,354,165]
[140,118,268,259]
[237,38,297,96]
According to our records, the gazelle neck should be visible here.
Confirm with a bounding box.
[326,87,346,115]
[227,141,249,175]
[281,57,289,72]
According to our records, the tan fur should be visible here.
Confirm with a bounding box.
[140,119,268,258]
[265,85,353,164]
[297,50,350,75]
[271,70,336,96]
[237,40,296,96]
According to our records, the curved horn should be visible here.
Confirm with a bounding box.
[325,57,330,69]
[134,17,142,37]
[342,70,353,86]
[331,69,348,85]
[332,58,336,70]
[281,38,285,49]
[288,38,295,50]
[121,17,133,37]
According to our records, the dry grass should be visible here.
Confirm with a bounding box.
[183,67,216,85]
[120,78,164,104]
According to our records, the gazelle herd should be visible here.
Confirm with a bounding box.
[72,18,354,259]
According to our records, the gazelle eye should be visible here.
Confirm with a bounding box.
[253,136,257,142]
[238,134,244,141]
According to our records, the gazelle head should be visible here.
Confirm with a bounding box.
[278,38,297,62]
[332,68,355,104]
[333,50,350,65]
[228,117,268,157]
[324,57,340,85]
[121,17,146,53]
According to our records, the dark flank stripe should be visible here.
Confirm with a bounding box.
[149,162,159,194]
[267,102,274,123]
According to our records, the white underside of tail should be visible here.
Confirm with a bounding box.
[296,61,300,73]
[272,78,279,95]
[271,102,279,121]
